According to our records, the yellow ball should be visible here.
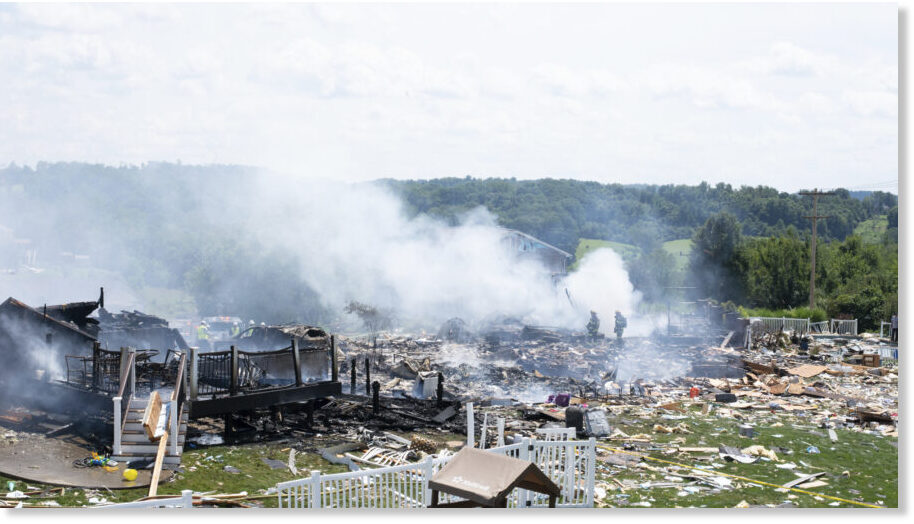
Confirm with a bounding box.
[122,468,138,481]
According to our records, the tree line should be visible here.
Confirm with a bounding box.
[1,164,897,329]
[383,177,896,255]
[689,212,898,331]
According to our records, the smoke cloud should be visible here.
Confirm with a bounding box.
[247,174,642,332]
[1,163,646,335]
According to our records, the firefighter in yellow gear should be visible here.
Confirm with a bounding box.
[196,321,210,349]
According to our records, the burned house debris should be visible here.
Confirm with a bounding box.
[498,228,572,277]
[0,286,899,509]
[96,309,189,354]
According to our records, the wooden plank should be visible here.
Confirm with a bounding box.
[142,391,163,442]
[147,430,169,497]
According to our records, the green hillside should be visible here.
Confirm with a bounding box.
[662,239,693,272]
[854,215,888,244]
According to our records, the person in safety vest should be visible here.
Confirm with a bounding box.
[196,321,211,350]
[231,321,240,338]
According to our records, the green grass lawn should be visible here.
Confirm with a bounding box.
[1,414,896,509]
[662,239,693,272]
[573,239,640,269]
[854,216,888,244]
[572,237,693,274]
[595,403,897,508]
[0,443,348,508]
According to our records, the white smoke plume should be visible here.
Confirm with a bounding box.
[247,173,642,332]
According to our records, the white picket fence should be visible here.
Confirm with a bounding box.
[276,437,596,509]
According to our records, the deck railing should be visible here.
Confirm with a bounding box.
[830,319,858,336]
[188,337,337,401]
[749,317,810,335]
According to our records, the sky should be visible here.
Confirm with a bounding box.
[0,2,898,192]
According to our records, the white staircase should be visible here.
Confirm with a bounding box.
[112,396,188,468]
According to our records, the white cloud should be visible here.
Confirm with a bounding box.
[758,41,834,77]
[843,90,897,118]
[0,3,897,191]
[641,64,774,110]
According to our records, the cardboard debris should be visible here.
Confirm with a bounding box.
[786,365,828,378]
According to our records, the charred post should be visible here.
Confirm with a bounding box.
[350,358,357,394]
[372,381,380,415]
[330,335,338,383]
[92,341,100,391]
[365,357,371,396]
[437,372,444,408]
[291,337,303,386]
[230,345,239,396]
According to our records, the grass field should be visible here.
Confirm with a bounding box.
[0,415,895,509]
[853,216,888,244]
[572,239,640,269]
[594,403,897,508]
[573,238,693,273]
[661,239,693,272]
[0,443,349,508]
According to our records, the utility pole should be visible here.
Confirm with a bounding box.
[800,189,835,309]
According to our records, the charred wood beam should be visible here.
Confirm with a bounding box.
[230,346,239,396]
[372,381,380,415]
[188,381,342,418]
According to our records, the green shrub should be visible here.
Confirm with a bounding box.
[740,306,827,322]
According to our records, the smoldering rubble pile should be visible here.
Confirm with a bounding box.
[297,324,897,508]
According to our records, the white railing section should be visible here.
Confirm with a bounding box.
[809,321,829,334]
[880,321,892,338]
[750,317,810,335]
[535,427,576,441]
[98,490,194,509]
[112,396,122,456]
[830,319,858,336]
[276,437,596,509]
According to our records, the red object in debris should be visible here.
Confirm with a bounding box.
[689,386,700,398]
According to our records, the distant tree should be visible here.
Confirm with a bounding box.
[689,212,744,302]
[739,228,808,309]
